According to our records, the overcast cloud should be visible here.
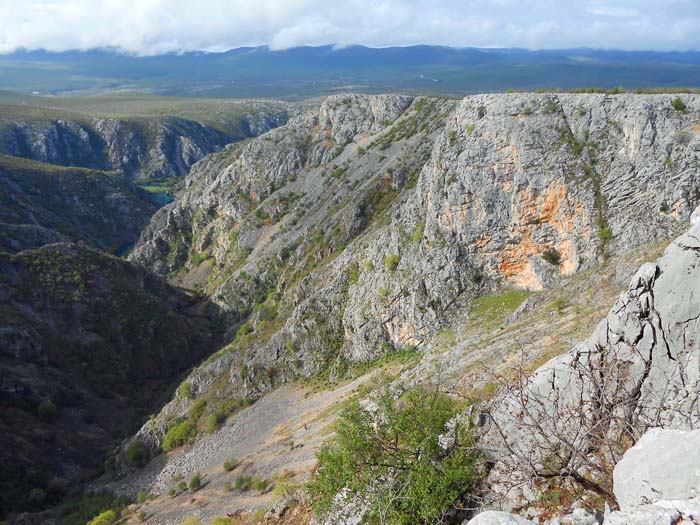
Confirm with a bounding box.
[0,0,698,55]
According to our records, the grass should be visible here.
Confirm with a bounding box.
[469,289,532,329]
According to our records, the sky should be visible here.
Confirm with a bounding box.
[0,0,698,55]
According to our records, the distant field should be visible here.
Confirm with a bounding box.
[0,91,289,135]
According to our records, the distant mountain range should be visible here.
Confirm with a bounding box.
[1,45,699,98]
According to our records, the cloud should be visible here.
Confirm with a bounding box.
[0,0,698,54]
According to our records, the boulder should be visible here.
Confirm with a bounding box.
[465,511,536,525]
[613,428,700,510]
[604,499,700,524]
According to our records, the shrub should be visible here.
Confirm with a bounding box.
[308,385,483,523]
[206,409,228,434]
[234,475,252,491]
[251,475,270,492]
[410,222,425,244]
[598,226,614,242]
[542,247,561,266]
[125,440,148,468]
[138,511,147,522]
[28,487,47,506]
[177,480,187,492]
[223,457,238,472]
[88,510,118,525]
[224,480,232,492]
[137,491,146,503]
[385,254,401,272]
[37,398,58,421]
[162,419,197,451]
[168,488,176,497]
[672,97,688,112]
[188,473,201,492]
[178,382,195,400]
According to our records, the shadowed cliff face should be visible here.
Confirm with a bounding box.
[0,243,224,516]
[0,153,157,253]
[121,93,699,464]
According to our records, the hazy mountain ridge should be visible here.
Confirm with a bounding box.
[1,45,699,98]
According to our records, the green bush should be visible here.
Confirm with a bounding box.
[177,382,195,400]
[87,510,118,525]
[234,475,252,491]
[125,440,148,468]
[385,254,401,273]
[251,475,270,492]
[410,222,425,244]
[188,473,201,492]
[162,418,197,451]
[308,385,483,524]
[542,247,561,266]
[672,97,688,112]
[27,487,47,506]
[177,480,187,492]
[37,398,58,421]
[206,409,228,434]
[598,226,614,242]
[223,457,238,472]
[137,491,146,503]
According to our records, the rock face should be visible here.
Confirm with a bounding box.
[0,112,287,182]
[0,153,156,252]
[0,243,223,516]
[611,428,700,514]
[125,93,700,455]
[481,216,700,511]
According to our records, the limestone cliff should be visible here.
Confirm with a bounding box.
[0,110,288,182]
[126,93,700,455]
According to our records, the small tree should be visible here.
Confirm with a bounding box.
[385,254,401,273]
[88,510,118,525]
[672,97,688,112]
[542,247,561,266]
[309,385,483,524]
[188,473,201,492]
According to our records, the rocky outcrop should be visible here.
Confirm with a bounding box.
[481,214,700,512]
[126,93,700,456]
[0,243,223,516]
[0,153,156,252]
[608,428,700,522]
[0,110,288,182]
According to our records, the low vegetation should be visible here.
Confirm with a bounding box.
[309,384,484,524]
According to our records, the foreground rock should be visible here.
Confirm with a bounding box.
[613,428,700,509]
[465,511,536,524]
[605,428,700,524]
[482,215,700,511]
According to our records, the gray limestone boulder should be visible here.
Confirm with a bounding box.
[464,511,536,525]
[613,428,700,510]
